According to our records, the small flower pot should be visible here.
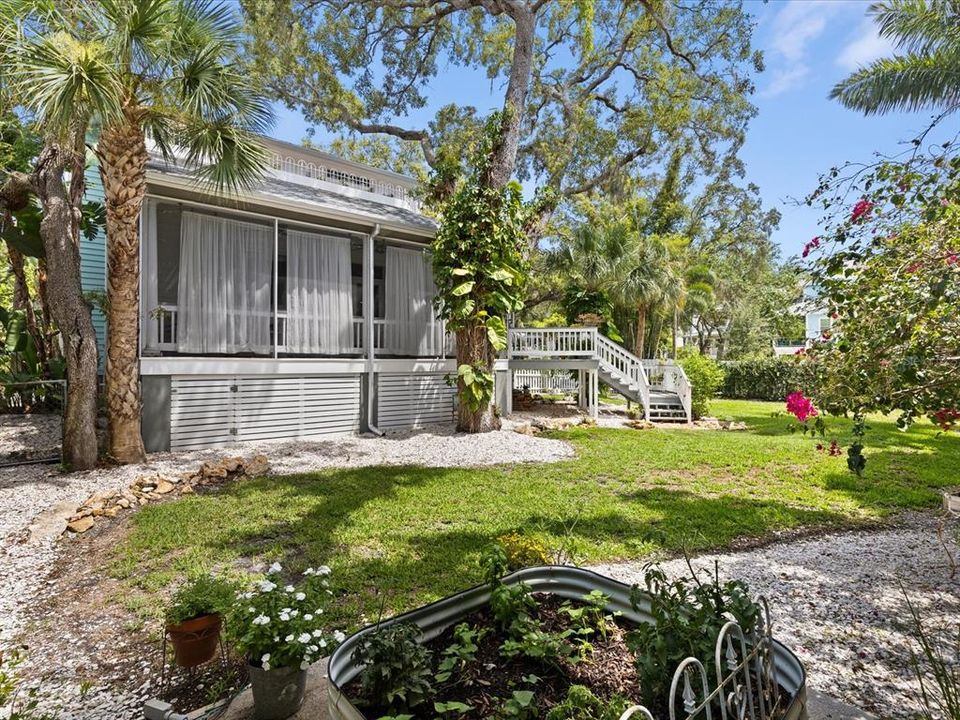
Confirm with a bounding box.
[165,613,222,668]
[248,662,308,720]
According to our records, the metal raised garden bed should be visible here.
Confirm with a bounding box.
[328,565,807,720]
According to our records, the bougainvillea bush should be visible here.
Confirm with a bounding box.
[801,134,960,471]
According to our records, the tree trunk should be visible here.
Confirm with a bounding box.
[634,306,647,358]
[36,260,58,362]
[33,143,99,471]
[98,111,148,463]
[5,243,48,372]
[455,318,500,433]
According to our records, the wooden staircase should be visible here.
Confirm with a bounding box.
[507,328,692,423]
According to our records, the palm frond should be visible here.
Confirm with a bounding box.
[829,50,960,114]
[172,0,238,50]
[13,30,122,131]
[96,0,172,75]
[178,119,270,194]
[871,0,960,55]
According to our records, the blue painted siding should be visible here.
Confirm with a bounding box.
[82,166,107,367]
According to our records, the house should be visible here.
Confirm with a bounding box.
[772,301,832,356]
[81,138,694,451]
[83,138,457,451]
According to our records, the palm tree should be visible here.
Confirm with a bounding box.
[831,0,960,114]
[11,0,273,462]
[615,234,681,358]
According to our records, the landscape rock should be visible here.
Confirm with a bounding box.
[66,517,94,534]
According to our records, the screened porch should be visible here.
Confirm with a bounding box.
[140,198,451,359]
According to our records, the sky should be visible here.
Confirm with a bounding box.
[269,0,948,262]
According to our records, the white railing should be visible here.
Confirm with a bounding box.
[507,327,597,357]
[595,333,650,409]
[643,359,693,421]
[269,153,422,211]
[513,369,579,395]
[619,597,785,720]
[148,306,451,358]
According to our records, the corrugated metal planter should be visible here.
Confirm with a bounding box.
[327,566,807,720]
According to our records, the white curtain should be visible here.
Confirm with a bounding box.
[285,229,353,354]
[177,211,273,354]
[385,246,440,356]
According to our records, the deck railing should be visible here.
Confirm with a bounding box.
[642,359,693,420]
[507,327,597,357]
[149,305,451,357]
[513,369,579,394]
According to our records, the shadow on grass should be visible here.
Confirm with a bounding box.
[121,464,863,626]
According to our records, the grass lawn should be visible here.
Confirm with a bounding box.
[113,399,959,626]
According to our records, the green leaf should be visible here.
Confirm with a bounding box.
[451,281,475,296]
[451,268,472,276]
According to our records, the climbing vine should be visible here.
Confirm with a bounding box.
[427,116,551,429]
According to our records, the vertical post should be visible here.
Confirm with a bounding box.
[591,369,598,419]
[365,231,375,365]
[506,369,513,415]
[273,218,279,359]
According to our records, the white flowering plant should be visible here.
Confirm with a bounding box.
[230,563,346,671]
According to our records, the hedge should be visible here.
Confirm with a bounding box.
[721,358,818,402]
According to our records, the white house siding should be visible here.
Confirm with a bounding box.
[376,373,455,431]
[170,374,362,450]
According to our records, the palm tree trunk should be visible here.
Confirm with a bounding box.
[33,142,99,470]
[98,110,147,464]
[634,306,647,358]
[455,318,500,432]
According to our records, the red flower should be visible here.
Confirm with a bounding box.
[801,236,821,258]
[850,199,874,224]
[947,254,958,266]
[907,262,920,273]
[786,391,818,423]
[828,440,842,457]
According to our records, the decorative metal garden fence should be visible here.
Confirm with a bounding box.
[619,598,790,720]
[0,379,66,467]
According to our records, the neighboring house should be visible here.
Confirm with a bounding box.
[772,301,831,356]
[82,138,457,451]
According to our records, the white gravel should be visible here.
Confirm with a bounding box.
[592,512,960,718]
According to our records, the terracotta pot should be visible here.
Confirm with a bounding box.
[248,662,308,720]
[165,613,222,668]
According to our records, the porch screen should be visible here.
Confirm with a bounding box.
[285,230,353,354]
[177,211,273,354]
[385,246,440,356]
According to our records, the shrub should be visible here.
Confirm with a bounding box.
[678,352,724,419]
[352,621,435,711]
[627,563,760,715]
[496,532,551,570]
[165,574,239,625]
[545,685,631,720]
[721,357,818,401]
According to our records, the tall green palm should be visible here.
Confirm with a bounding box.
[9,0,272,462]
[614,234,682,358]
[831,0,960,114]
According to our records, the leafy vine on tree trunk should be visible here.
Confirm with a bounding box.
[428,116,549,432]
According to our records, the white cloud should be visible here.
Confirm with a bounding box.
[760,65,811,99]
[760,0,843,97]
[768,0,838,62]
[837,19,896,70]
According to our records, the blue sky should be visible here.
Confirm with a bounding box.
[270,0,942,261]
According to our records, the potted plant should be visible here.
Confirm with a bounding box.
[165,574,238,669]
[231,563,346,720]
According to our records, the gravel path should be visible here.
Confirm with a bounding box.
[592,512,960,718]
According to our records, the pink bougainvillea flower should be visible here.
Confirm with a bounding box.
[941,198,950,206]
[907,262,920,273]
[801,236,821,258]
[947,254,958,266]
[829,440,842,457]
[786,391,818,423]
[831,311,838,320]
[850,198,874,224]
